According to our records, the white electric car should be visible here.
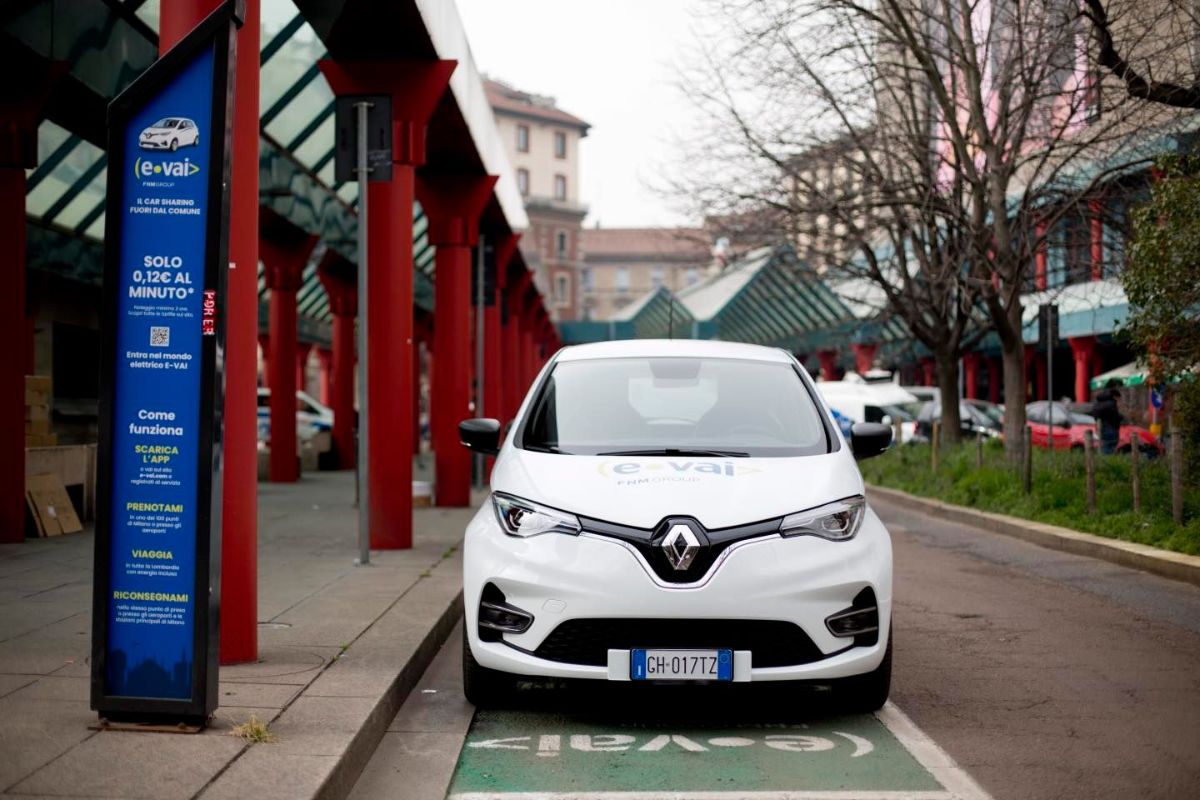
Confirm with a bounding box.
[138,117,200,150]
[458,340,894,711]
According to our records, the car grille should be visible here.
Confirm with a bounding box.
[531,618,829,668]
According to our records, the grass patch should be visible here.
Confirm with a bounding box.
[860,440,1200,555]
[230,715,276,744]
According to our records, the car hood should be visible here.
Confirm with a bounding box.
[143,127,173,135]
[490,447,862,530]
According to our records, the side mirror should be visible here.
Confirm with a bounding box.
[851,422,893,460]
[459,418,502,456]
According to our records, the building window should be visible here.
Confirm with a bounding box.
[651,266,665,289]
[581,268,592,290]
[555,273,570,304]
[517,168,529,196]
[554,131,567,159]
[555,230,568,258]
[616,268,629,293]
[554,174,567,201]
[685,267,700,287]
[517,124,529,153]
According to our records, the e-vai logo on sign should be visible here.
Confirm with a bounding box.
[134,156,201,182]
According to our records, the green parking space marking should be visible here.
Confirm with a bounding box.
[448,703,978,799]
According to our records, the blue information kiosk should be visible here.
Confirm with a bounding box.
[90,1,241,727]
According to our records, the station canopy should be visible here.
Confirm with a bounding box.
[7,0,442,345]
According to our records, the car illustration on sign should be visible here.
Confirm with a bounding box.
[139,117,200,151]
[457,339,896,714]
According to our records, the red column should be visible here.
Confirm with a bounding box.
[919,357,935,387]
[318,262,356,471]
[963,352,981,400]
[296,341,312,396]
[1069,336,1097,403]
[520,291,539,387]
[413,315,428,455]
[486,234,519,425]
[316,347,332,406]
[986,357,1002,404]
[851,343,877,375]
[504,270,529,419]
[0,157,30,543]
[1089,198,1104,281]
[1025,349,1046,401]
[320,59,455,548]
[817,350,839,382]
[418,174,498,508]
[1035,218,1048,290]
[162,0,261,664]
[262,232,317,483]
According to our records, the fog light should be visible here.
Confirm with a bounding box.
[478,584,533,641]
[825,607,878,637]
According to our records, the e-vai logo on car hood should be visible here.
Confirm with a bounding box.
[597,460,762,482]
[134,156,201,182]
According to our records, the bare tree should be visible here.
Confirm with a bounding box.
[673,0,1184,457]
[1083,0,1200,108]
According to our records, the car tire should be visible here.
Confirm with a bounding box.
[833,625,892,713]
[170,138,178,151]
[462,622,512,707]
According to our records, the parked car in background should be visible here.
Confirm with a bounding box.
[915,399,1004,440]
[902,386,938,405]
[817,381,919,444]
[1025,401,1161,456]
[256,389,334,445]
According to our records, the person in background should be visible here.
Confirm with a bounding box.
[1093,378,1124,455]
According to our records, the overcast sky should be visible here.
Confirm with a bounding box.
[456,0,703,228]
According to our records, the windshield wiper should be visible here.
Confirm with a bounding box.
[597,448,750,458]
[524,444,566,454]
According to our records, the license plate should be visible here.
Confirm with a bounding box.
[630,649,733,681]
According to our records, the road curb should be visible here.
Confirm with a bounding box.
[868,484,1200,589]
[318,585,465,800]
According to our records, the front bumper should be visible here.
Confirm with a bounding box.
[463,502,892,682]
[139,139,171,149]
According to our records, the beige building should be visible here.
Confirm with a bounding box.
[578,228,714,321]
[485,79,590,320]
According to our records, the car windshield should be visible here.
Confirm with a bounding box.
[152,118,180,128]
[520,356,831,457]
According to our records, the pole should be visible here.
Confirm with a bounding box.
[931,421,940,472]
[475,235,486,487]
[1084,429,1096,514]
[1022,426,1033,495]
[1130,437,1141,514]
[1171,419,1184,525]
[355,100,370,566]
[1047,324,1054,473]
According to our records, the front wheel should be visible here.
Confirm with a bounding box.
[170,138,179,151]
[832,627,892,713]
[462,622,513,707]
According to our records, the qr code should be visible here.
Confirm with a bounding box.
[149,326,170,347]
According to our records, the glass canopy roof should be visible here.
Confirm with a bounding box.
[17,0,436,333]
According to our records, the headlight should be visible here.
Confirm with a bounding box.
[492,493,581,538]
[779,496,866,541]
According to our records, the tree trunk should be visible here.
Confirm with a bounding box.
[935,349,962,446]
[1001,335,1028,463]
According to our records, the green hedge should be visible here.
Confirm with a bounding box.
[860,441,1200,556]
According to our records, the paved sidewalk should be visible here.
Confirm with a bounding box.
[0,469,475,799]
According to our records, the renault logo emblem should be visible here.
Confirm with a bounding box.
[661,523,700,571]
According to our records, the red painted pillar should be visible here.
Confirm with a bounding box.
[963,352,981,400]
[162,0,261,664]
[817,350,839,382]
[986,357,1002,404]
[316,347,332,406]
[418,174,498,508]
[1025,350,1047,401]
[1089,198,1105,281]
[851,343,877,375]
[1069,336,1097,402]
[413,315,428,455]
[296,341,312,396]
[919,357,935,387]
[504,270,530,419]
[486,234,519,425]
[1035,218,1048,290]
[318,261,357,471]
[320,59,455,547]
[262,232,317,483]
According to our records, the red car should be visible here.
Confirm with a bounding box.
[1026,401,1162,455]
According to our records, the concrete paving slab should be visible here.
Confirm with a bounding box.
[349,732,465,800]
[0,674,36,698]
[9,731,243,799]
[196,750,339,800]
[6,676,89,703]
[216,681,301,709]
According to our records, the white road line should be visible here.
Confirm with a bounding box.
[876,703,995,800]
[451,794,955,800]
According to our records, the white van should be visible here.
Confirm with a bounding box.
[816,381,919,444]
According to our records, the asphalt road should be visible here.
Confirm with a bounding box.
[351,495,1200,800]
